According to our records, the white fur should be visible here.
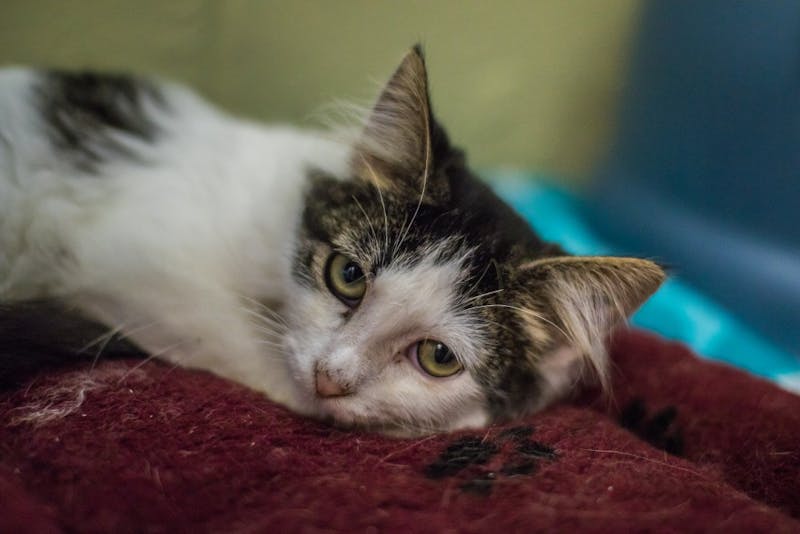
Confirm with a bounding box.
[283,251,490,434]
[0,68,489,434]
[0,68,348,408]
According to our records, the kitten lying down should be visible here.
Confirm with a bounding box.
[0,46,664,436]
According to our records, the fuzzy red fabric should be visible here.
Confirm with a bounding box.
[1,330,798,533]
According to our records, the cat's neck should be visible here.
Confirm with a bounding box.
[207,121,351,301]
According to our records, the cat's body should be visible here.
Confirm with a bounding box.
[0,48,664,435]
[0,67,347,408]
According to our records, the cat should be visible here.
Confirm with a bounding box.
[0,46,664,436]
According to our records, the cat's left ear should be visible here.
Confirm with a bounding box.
[514,256,666,393]
[352,45,450,202]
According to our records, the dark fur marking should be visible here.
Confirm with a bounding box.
[0,300,145,391]
[35,70,164,171]
[294,50,575,422]
[297,140,563,420]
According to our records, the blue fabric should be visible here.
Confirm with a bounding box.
[492,172,800,393]
[590,0,800,354]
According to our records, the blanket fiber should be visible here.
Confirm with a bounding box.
[1,330,798,533]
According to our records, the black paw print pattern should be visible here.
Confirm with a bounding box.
[620,398,684,456]
[424,426,557,496]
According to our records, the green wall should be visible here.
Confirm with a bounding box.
[0,1,641,179]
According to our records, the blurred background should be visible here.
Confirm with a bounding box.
[1,1,798,384]
[0,0,639,177]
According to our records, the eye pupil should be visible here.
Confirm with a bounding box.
[415,340,462,378]
[342,262,363,284]
[433,343,453,364]
[325,253,368,306]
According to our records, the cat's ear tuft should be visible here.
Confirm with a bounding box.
[516,256,666,393]
[352,45,448,201]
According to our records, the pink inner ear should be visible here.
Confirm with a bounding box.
[537,345,584,398]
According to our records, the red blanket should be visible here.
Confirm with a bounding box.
[1,330,798,533]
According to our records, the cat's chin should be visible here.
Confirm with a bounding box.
[310,396,491,438]
[308,396,393,435]
[313,396,358,425]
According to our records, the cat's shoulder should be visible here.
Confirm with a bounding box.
[0,66,169,107]
[0,66,41,109]
[0,66,228,171]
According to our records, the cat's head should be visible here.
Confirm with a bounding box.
[282,46,665,436]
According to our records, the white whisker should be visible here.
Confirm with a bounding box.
[116,340,189,383]
[241,307,288,333]
[361,156,390,256]
[469,303,570,341]
[238,294,289,327]
[351,194,379,247]
[462,288,504,306]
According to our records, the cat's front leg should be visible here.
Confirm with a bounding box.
[74,286,304,412]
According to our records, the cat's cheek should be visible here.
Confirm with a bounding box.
[277,334,311,398]
[280,293,344,394]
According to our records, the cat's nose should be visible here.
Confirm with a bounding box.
[315,370,350,398]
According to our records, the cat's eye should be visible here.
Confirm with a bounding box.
[325,253,367,305]
[414,340,462,378]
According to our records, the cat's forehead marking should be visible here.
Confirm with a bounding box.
[366,249,486,369]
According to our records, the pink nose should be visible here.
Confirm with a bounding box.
[315,371,350,398]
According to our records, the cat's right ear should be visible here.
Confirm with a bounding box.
[351,45,449,203]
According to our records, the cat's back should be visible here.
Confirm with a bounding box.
[0,67,210,295]
[0,67,214,176]
[0,67,38,118]
[0,66,348,301]
[0,67,40,119]
[0,67,52,176]
[0,66,347,191]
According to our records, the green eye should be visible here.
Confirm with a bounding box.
[325,253,367,305]
[416,340,462,378]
